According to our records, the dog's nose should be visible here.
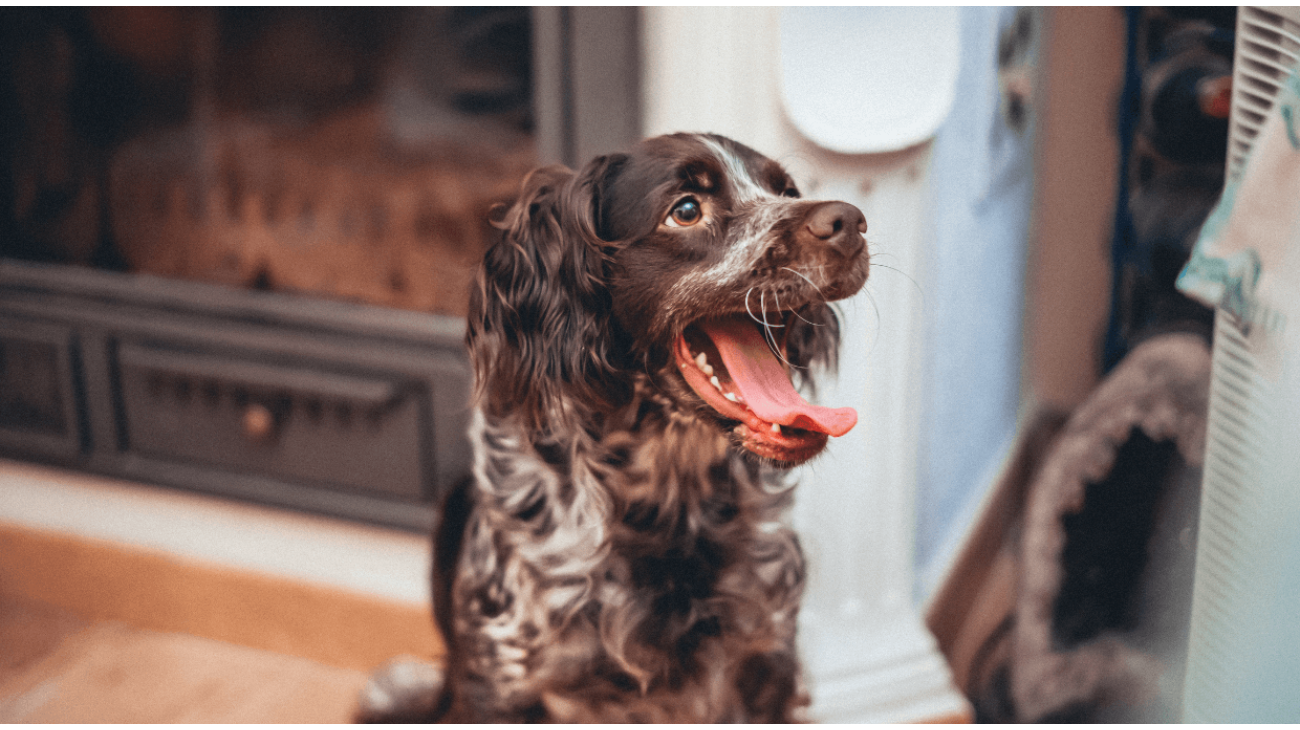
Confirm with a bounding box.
[802,202,867,258]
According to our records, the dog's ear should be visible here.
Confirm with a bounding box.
[784,302,841,397]
[468,155,629,431]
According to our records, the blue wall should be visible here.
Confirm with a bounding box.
[914,7,1035,597]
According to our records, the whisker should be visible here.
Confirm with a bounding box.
[869,261,925,299]
[761,291,780,357]
[789,304,824,328]
[860,288,883,355]
[781,266,832,327]
[775,289,823,329]
[760,291,774,345]
[782,266,827,298]
[790,311,822,327]
[764,290,785,327]
[745,287,766,327]
[867,250,908,268]
[760,290,800,369]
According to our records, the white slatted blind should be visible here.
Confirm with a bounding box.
[1182,6,1300,723]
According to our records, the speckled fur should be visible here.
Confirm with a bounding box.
[444,391,807,722]
[413,133,869,722]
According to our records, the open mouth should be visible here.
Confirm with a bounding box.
[673,314,858,464]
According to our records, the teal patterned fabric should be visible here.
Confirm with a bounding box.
[1176,70,1300,335]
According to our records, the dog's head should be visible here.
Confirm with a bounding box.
[468,133,869,464]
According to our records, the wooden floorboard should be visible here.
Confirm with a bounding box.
[0,522,442,673]
[0,595,368,723]
[0,595,89,678]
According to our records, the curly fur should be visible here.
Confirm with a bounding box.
[362,133,870,723]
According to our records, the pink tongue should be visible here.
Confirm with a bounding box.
[700,318,858,437]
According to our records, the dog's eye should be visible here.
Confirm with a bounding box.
[666,198,703,227]
[782,187,800,198]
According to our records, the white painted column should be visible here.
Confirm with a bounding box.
[786,145,964,723]
[642,8,968,722]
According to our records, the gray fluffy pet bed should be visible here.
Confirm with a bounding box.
[1011,332,1211,722]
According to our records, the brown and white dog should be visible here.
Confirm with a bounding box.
[359,133,870,723]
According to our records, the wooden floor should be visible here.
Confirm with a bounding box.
[0,594,369,723]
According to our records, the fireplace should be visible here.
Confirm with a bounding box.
[0,7,640,530]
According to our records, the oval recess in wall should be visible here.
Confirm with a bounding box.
[780,6,961,154]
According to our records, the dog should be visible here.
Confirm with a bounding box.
[358,132,870,723]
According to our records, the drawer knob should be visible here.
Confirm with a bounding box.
[242,402,277,443]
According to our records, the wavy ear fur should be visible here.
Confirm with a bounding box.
[467,155,629,431]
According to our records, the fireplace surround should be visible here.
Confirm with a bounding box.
[0,7,640,529]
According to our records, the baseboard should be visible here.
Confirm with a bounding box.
[798,607,973,724]
[0,459,441,672]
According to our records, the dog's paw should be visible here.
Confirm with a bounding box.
[354,655,446,723]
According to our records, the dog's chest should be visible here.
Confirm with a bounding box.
[454,411,804,719]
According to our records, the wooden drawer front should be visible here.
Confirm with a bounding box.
[116,342,428,501]
[0,315,82,458]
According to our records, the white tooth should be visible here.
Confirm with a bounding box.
[710,375,722,390]
[702,363,714,376]
[724,392,739,402]
[771,423,781,434]
[695,351,708,368]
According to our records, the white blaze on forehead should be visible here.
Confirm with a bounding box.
[671,203,790,294]
[700,136,776,203]
[665,136,806,299]
[670,197,804,297]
